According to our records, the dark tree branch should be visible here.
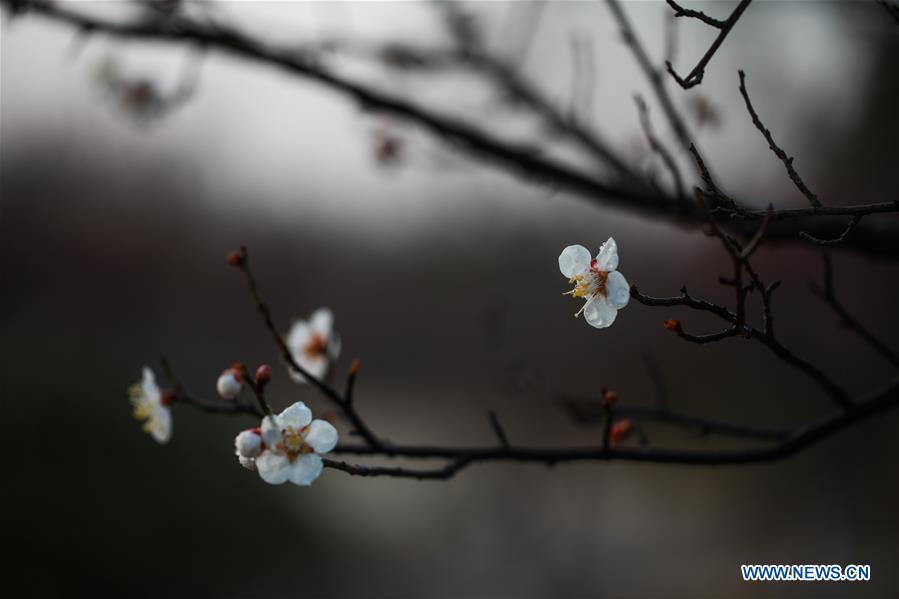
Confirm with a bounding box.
[4,0,899,255]
[665,0,754,89]
[800,215,862,245]
[809,254,899,369]
[563,397,788,442]
[487,410,511,449]
[877,0,899,25]
[634,94,687,201]
[665,0,725,28]
[738,69,822,207]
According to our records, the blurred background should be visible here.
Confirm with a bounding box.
[2,1,897,597]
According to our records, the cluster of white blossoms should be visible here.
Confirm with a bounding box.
[286,307,341,382]
[234,402,339,486]
[559,237,630,328]
[129,367,172,444]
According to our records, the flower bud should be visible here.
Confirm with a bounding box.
[663,319,682,333]
[226,250,245,267]
[255,364,272,388]
[603,390,618,407]
[610,419,634,444]
[235,429,263,458]
[217,368,244,400]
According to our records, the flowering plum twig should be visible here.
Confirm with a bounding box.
[142,245,899,482]
[227,247,386,451]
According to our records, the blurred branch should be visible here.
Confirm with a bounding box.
[809,254,899,369]
[876,0,899,25]
[664,0,754,89]
[7,0,898,255]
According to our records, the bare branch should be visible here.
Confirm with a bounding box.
[738,69,822,207]
[809,255,899,368]
[800,215,862,245]
[665,0,725,28]
[665,0,754,89]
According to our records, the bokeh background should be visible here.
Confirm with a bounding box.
[2,1,897,597]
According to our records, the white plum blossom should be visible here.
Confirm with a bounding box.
[216,368,244,400]
[286,308,341,383]
[253,402,338,486]
[128,366,172,443]
[559,237,630,329]
[234,428,263,471]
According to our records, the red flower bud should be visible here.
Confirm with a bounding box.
[610,419,634,444]
[227,251,245,267]
[603,390,618,407]
[663,319,682,333]
[255,364,272,387]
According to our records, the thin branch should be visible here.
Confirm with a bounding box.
[634,94,686,202]
[329,375,899,466]
[738,69,822,207]
[323,457,472,481]
[665,0,754,89]
[665,0,725,28]
[631,284,854,411]
[487,410,511,448]
[809,254,899,369]
[232,247,386,449]
[800,215,862,246]
[6,0,899,255]
[607,0,694,157]
[563,398,788,442]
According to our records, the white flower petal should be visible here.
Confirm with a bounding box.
[304,419,338,454]
[583,296,618,329]
[278,402,312,430]
[288,453,323,486]
[286,321,311,354]
[150,406,172,444]
[235,430,262,458]
[141,366,160,405]
[595,237,619,272]
[328,332,342,360]
[605,270,630,309]
[309,308,334,336]
[261,415,282,448]
[296,354,328,382]
[256,451,290,484]
[559,245,592,278]
[238,456,257,471]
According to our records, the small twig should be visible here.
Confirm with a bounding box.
[487,410,510,449]
[809,254,899,369]
[740,205,773,260]
[564,398,788,442]
[665,0,725,28]
[232,247,385,449]
[800,215,862,246]
[665,0,754,89]
[323,457,473,481]
[344,358,361,406]
[634,94,686,202]
[738,69,822,207]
